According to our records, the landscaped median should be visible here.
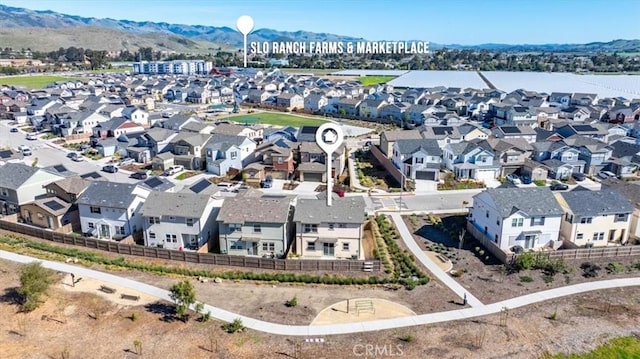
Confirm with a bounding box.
[0,233,427,289]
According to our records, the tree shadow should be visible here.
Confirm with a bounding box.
[144,301,177,323]
[0,287,22,306]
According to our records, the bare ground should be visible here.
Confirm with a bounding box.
[1,259,640,359]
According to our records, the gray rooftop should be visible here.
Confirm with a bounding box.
[560,189,633,217]
[77,181,138,208]
[140,191,212,218]
[293,194,366,224]
[481,187,564,218]
[217,194,291,224]
[0,163,39,190]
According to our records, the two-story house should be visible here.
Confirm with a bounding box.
[276,93,304,111]
[140,192,221,251]
[491,126,537,143]
[478,138,532,177]
[297,141,345,182]
[469,187,564,251]
[205,134,256,176]
[217,191,292,257]
[358,99,387,119]
[379,129,423,158]
[0,163,65,215]
[563,135,612,175]
[254,139,296,180]
[77,182,144,240]
[442,141,500,182]
[556,189,633,247]
[293,193,366,259]
[303,93,329,113]
[392,139,442,181]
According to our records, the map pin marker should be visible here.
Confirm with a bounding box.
[236,15,255,68]
[316,123,344,206]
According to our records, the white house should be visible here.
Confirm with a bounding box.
[77,182,145,240]
[205,134,256,176]
[0,163,65,215]
[469,187,564,251]
[392,139,442,181]
[140,192,222,251]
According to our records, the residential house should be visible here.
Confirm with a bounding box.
[157,114,201,131]
[564,136,612,175]
[276,93,304,111]
[77,182,145,240]
[19,197,74,233]
[557,189,632,247]
[297,141,346,182]
[479,138,532,177]
[205,134,256,176]
[140,192,221,251]
[122,106,150,127]
[442,141,500,182]
[293,193,366,259]
[491,126,537,143]
[358,99,387,119]
[602,181,640,239]
[571,93,598,106]
[217,191,293,257]
[43,176,90,203]
[263,126,298,143]
[604,140,640,178]
[404,104,431,125]
[468,187,564,251]
[247,89,270,104]
[213,123,262,141]
[379,129,423,158]
[336,98,362,116]
[166,132,212,170]
[521,159,549,181]
[303,93,329,113]
[535,141,585,179]
[605,106,640,124]
[548,92,572,109]
[180,178,220,197]
[254,139,296,180]
[379,102,410,123]
[138,127,178,158]
[92,118,145,139]
[0,163,65,215]
[132,176,176,200]
[392,139,442,181]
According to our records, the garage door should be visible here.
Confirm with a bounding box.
[303,172,323,182]
[475,169,496,182]
[415,170,437,181]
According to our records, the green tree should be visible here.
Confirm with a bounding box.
[169,280,196,322]
[18,262,54,312]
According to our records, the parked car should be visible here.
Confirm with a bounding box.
[118,157,135,166]
[130,171,148,180]
[102,165,118,173]
[572,172,586,182]
[164,165,184,176]
[18,145,32,156]
[71,155,85,162]
[596,171,616,180]
[260,175,273,188]
[67,152,78,159]
[25,133,37,140]
[217,182,234,191]
[550,183,569,191]
[76,144,90,151]
[520,175,532,185]
[506,173,521,185]
[10,127,18,133]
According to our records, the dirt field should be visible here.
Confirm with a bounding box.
[1,259,639,359]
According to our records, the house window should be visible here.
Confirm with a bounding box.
[338,223,346,228]
[262,242,275,252]
[614,213,629,222]
[277,156,283,164]
[304,224,318,233]
[0,188,9,196]
[565,213,573,223]
[580,217,593,224]
[592,232,605,241]
[328,223,335,231]
[186,218,194,227]
[343,242,350,251]
[169,216,175,221]
[496,219,500,226]
[253,224,261,233]
[90,206,101,214]
[229,223,241,232]
[166,234,177,243]
[576,233,583,240]
[494,234,498,242]
[511,218,524,227]
[230,151,238,160]
[88,222,94,229]
[115,226,125,235]
[149,232,156,239]
[149,217,160,224]
[416,157,424,164]
[306,241,316,251]
[230,240,244,250]
[485,210,489,218]
[531,217,545,226]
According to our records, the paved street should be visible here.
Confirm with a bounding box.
[2,249,638,336]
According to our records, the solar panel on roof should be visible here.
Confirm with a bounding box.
[300,126,318,134]
[81,172,102,179]
[572,125,597,132]
[43,200,65,211]
[500,127,521,134]
[432,127,454,135]
[190,180,211,194]
[53,165,67,172]
[144,177,164,189]
[0,150,12,159]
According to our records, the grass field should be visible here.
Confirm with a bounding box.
[551,336,640,359]
[230,112,328,127]
[0,75,76,89]
[356,76,397,86]
[87,67,131,74]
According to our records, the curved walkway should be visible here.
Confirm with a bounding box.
[1,250,639,336]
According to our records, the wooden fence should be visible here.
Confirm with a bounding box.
[465,222,510,264]
[0,220,380,272]
[369,145,404,187]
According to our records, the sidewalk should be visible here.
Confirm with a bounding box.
[389,213,483,307]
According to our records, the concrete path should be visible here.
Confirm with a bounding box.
[389,213,484,307]
[1,250,639,336]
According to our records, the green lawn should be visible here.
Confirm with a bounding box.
[0,75,76,89]
[87,67,131,74]
[356,76,397,86]
[229,112,328,127]
[551,336,640,359]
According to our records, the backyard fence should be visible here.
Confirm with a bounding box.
[369,145,404,187]
[465,222,510,264]
[0,220,380,272]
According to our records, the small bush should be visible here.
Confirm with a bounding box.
[605,262,625,274]
[222,318,245,333]
[581,262,601,278]
[399,334,414,343]
[130,313,138,322]
[519,275,534,283]
[542,274,555,283]
[286,296,298,307]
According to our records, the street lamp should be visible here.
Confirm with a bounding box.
[398,171,406,213]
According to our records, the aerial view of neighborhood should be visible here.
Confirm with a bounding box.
[1,1,640,358]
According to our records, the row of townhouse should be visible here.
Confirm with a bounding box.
[468,186,635,253]
[0,162,369,260]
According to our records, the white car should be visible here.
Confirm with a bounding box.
[25,133,38,140]
[165,165,185,176]
[506,174,521,185]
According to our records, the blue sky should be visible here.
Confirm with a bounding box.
[2,0,639,44]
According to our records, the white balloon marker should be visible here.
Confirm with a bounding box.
[236,15,255,68]
[315,123,344,207]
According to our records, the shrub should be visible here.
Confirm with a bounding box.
[542,274,555,283]
[519,275,534,283]
[605,262,625,274]
[18,262,54,312]
[130,313,138,322]
[222,318,245,333]
[581,262,601,278]
[399,335,414,343]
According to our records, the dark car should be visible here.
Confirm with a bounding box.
[102,165,118,173]
[572,172,586,182]
[10,127,18,133]
[521,175,532,184]
[550,183,569,191]
[260,175,273,188]
[130,171,148,180]
[67,152,78,159]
